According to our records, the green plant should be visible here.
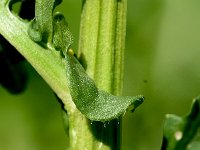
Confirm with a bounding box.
[1,0,200,150]
[0,0,143,149]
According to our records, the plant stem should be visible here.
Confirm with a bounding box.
[0,1,75,115]
[0,0,127,149]
[68,0,127,149]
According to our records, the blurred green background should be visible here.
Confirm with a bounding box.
[1,0,200,150]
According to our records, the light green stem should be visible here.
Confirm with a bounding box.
[0,0,75,115]
[69,0,127,149]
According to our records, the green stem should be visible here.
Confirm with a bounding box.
[0,1,75,114]
[68,0,127,149]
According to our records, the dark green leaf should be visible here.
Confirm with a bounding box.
[65,50,144,122]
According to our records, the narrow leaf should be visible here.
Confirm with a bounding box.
[53,12,73,54]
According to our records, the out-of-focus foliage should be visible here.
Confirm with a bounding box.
[161,97,200,150]
[123,0,200,150]
[0,0,200,150]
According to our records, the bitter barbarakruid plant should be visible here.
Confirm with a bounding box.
[27,0,144,122]
[0,0,144,149]
[1,0,200,150]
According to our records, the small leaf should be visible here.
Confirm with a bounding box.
[53,12,73,54]
[28,0,62,45]
[161,96,200,150]
[28,19,42,42]
[65,50,144,122]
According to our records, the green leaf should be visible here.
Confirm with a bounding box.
[161,96,200,150]
[53,12,73,55]
[28,0,62,46]
[28,19,42,42]
[65,50,144,122]
[50,9,144,122]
